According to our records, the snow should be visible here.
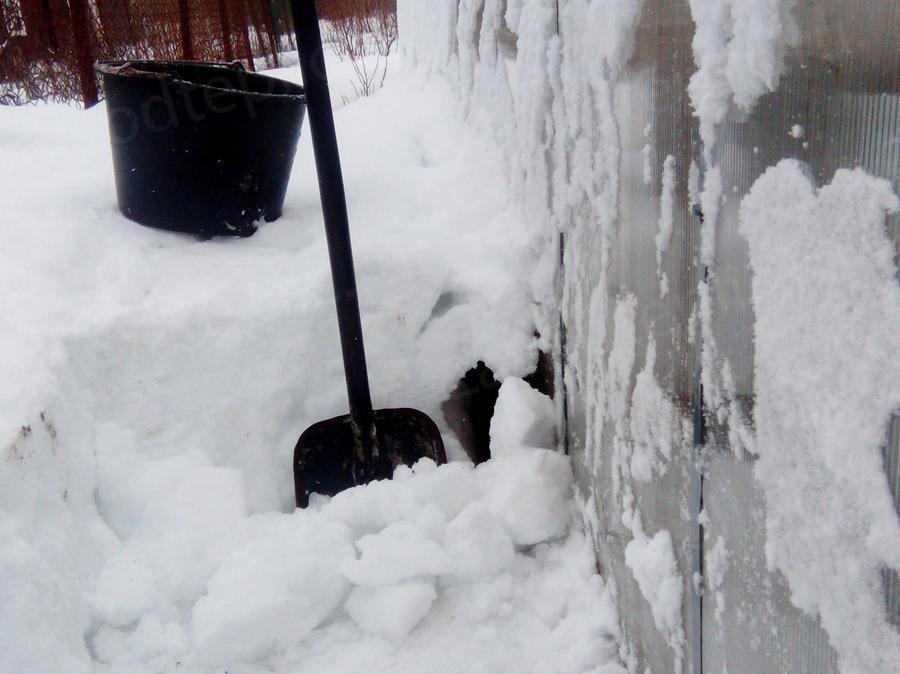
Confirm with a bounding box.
[345,581,438,642]
[740,159,900,674]
[340,516,452,586]
[687,0,797,156]
[629,337,678,482]
[705,535,728,628]
[190,513,355,664]
[10,1,896,672]
[0,41,625,674]
[655,154,676,296]
[624,523,684,662]
[481,449,573,547]
[442,502,515,582]
[490,377,557,455]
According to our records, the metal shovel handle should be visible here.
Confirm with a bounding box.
[289,0,376,471]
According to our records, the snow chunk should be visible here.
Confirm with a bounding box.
[341,518,453,587]
[444,502,515,582]
[324,473,421,536]
[480,448,572,547]
[490,376,557,455]
[91,615,186,670]
[629,337,678,482]
[89,553,162,628]
[740,160,900,673]
[624,527,684,652]
[345,581,437,642]
[95,450,247,543]
[191,513,354,664]
[406,459,482,520]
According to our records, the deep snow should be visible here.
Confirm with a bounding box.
[0,52,626,673]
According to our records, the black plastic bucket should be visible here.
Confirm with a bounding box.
[96,60,306,238]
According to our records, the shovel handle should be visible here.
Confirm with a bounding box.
[290,0,376,470]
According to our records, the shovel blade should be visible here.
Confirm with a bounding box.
[294,407,446,507]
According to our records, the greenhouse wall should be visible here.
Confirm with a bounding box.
[398,1,900,672]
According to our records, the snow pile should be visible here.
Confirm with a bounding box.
[741,160,900,673]
[0,44,625,674]
[165,450,585,669]
[4,422,621,674]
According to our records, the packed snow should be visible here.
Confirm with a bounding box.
[0,45,628,674]
[623,521,684,665]
[490,377,558,456]
[740,160,900,674]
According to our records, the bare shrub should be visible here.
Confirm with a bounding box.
[318,0,397,100]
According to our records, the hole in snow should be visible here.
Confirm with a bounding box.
[441,349,555,465]
[442,361,500,465]
[418,290,465,334]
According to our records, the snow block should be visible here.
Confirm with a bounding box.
[443,502,515,583]
[480,449,572,547]
[191,513,354,664]
[89,553,161,628]
[490,377,556,456]
[340,519,452,587]
[345,582,437,642]
[406,459,481,521]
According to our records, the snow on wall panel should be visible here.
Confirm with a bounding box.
[700,2,900,671]
[887,415,900,630]
[573,3,703,671]
[702,457,841,673]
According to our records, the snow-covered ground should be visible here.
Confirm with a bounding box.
[0,53,625,673]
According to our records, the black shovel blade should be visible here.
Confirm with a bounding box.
[294,408,446,507]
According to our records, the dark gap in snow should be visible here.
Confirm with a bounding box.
[418,290,464,335]
[523,345,554,400]
[441,361,499,465]
[442,349,556,465]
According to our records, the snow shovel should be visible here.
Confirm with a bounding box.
[289,0,446,508]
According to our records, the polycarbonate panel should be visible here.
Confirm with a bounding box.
[885,415,900,630]
[700,1,898,672]
[702,455,840,673]
[563,0,899,672]
[566,1,701,672]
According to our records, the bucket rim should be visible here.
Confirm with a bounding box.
[94,59,305,101]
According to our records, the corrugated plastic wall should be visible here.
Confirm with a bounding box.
[403,0,899,671]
